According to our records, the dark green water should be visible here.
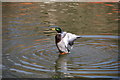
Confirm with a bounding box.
[2,2,119,78]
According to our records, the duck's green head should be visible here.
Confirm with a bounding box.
[51,27,62,33]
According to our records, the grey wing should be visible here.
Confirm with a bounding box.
[67,33,81,49]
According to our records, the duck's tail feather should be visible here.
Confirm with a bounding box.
[77,36,82,38]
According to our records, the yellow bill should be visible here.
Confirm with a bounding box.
[51,28,55,30]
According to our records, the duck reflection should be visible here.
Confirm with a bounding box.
[54,53,72,78]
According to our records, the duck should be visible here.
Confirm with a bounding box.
[51,27,81,55]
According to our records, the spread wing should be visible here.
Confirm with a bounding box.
[63,33,81,47]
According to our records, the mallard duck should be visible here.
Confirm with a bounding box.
[52,27,81,55]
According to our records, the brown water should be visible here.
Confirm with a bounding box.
[2,2,119,78]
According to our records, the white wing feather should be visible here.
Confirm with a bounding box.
[57,32,79,53]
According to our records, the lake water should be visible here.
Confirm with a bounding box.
[2,2,119,78]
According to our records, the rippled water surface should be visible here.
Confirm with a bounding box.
[2,2,119,78]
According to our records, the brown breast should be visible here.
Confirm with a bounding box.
[55,34,61,43]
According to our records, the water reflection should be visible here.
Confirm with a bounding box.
[54,54,72,78]
[81,35,119,39]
